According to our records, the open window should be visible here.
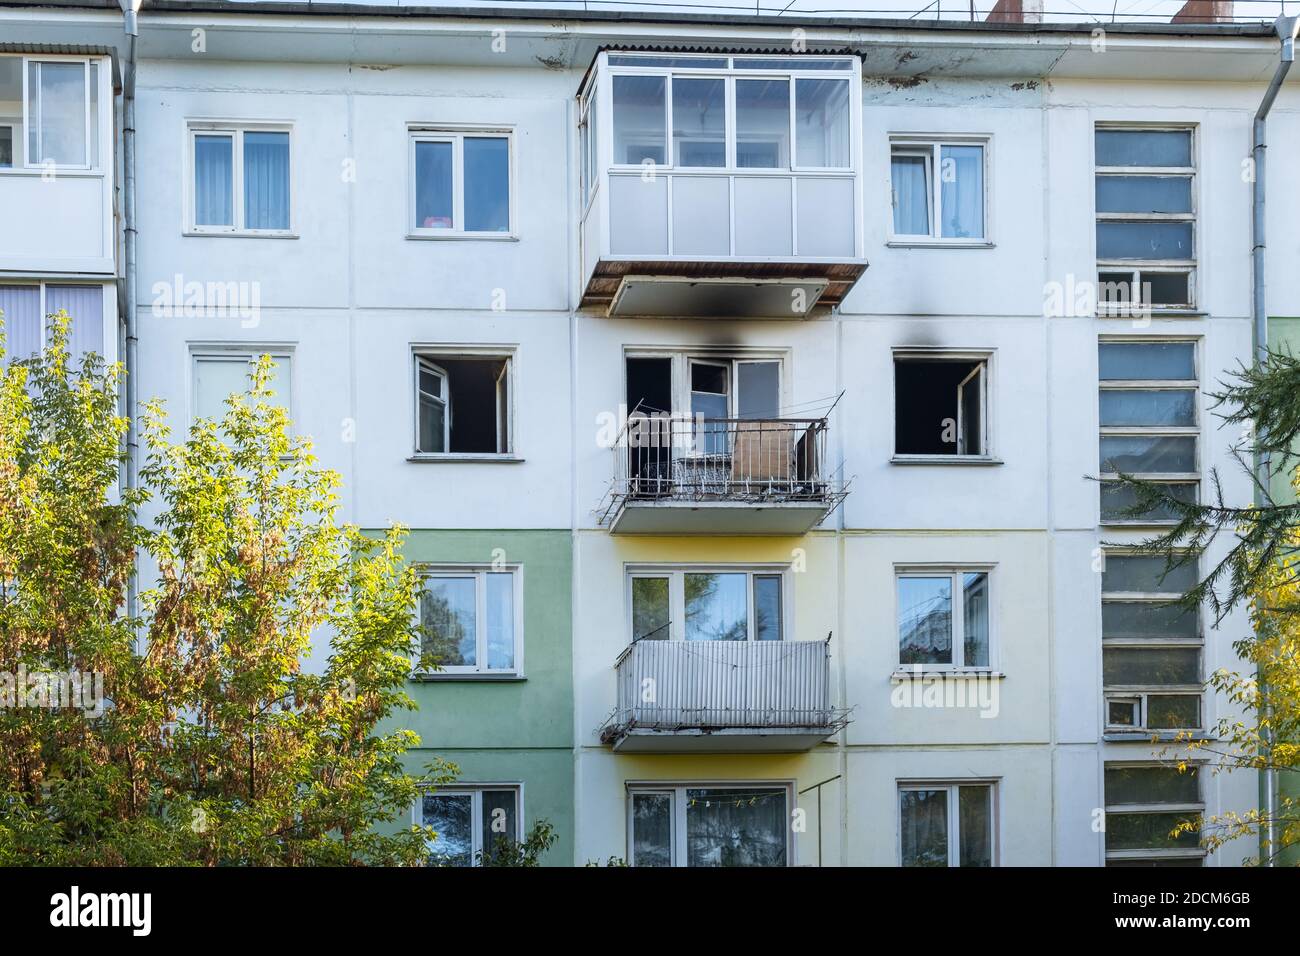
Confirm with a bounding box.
[414,352,513,457]
[894,353,989,458]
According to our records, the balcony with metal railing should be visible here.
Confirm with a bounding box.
[577,51,868,318]
[600,637,848,752]
[596,411,848,534]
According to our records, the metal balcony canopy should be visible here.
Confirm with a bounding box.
[607,274,829,318]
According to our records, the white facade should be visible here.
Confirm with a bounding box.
[3,1,1289,865]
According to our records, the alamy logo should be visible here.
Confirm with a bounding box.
[49,886,152,936]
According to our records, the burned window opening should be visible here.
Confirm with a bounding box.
[894,358,986,456]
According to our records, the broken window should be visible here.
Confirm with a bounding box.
[894,355,987,457]
[414,353,511,455]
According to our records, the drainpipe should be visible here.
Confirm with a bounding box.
[119,0,141,622]
[1251,14,1297,867]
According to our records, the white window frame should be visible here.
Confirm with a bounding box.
[407,126,516,239]
[185,121,295,237]
[1100,550,1203,734]
[1094,124,1197,314]
[897,780,999,867]
[413,564,524,678]
[887,135,991,246]
[626,781,795,868]
[891,349,995,463]
[413,783,524,865]
[189,345,295,429]
[894,564,996,672]
[409,346,517,461]
[1103,762,1205,866]
[1098,337,1200,526]
[626,565,790,644]
[21,56,101,171]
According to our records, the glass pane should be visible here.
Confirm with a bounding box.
[1147,695,1201,729]
[672,78,724,167]
[243,131,290,230]
[891,153,930,235]
[1098,389,1195,427]
[1100,482,1198,522]
[754,574,783,642]
[1108,856,1204,867]
[735,57,853,70]
[1102,600,1198,639]
[685,787,787,867]
[1099,342,1194,381]
[419,576,477,666]
[1100,436,1196,474]
[418,396,446,453]
[960,368,982,455]
[1106,812,1200,850]
[485,572,514,670]
[631,576,670,641]
[1108,699,1138,727]
[898,576,952,666]
[194,356,289,421]
[794,78,849,168]
[685,573,748,641]
[464,136,510,232]
[737,362,779,420]
[962,572,989,668]
[939,145,984,239]
[1095,129,1191,168]
[194,134,234,227]
[1102,554,1197,595]
[691,363,730,454]
[1103,647,1200,686]
[1096,175,1191,214]
[88,61,98,167]
[0,58,18,166]
[958,786,992,867]
[0,127,11,167]
[735,78,789,169]
[480,789,518,863]
[900,789,948,866]
[609,55,728,68]
[1097,221,1193,260]
[632,792,673,867]
[415,140,453,229]
[1105,765,1199,805]
[422,793,473,866]
[1140,272,1191,306]
[32,62,87,165]
[613,74,666,165]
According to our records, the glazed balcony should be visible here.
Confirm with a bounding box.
[577,52,867,318]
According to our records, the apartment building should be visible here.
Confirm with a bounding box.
[2,0,1293,865]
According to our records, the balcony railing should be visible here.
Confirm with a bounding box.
[597,412,848,534]
[600,638,848,752]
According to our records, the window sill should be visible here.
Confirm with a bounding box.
[891,669,1005,682]
[411,672,525,683]
[0,166,105,178]
[1097,309,1206,319]
[407,454,524,464]
[1103,730,1208,743]
[887,239,994,250]
[406,232,519,242]
[891,455,1003,466]
[184,229,299,240]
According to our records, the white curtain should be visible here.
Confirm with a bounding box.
[194,134,233,226]
[243,131,290,230]
[940,145,985,239]
[891,154,930,235]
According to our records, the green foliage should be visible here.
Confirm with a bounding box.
[0,315,439,865]
[474,820,557,868]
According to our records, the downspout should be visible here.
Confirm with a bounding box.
[119,0,140,622]
[1251,14,1297,867]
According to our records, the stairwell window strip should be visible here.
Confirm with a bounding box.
[1101,553,1203,734]
[416,785,522,866]
[628,567,788,644]
[627,783,793,867]
[895,566,994,672]
[409,127,513,237]
[898,781,996,867]
[187,122,293,235]
[1104,764,1204,866]
[415,566,523,677]
[1094,125,1196,313]
[1098,339,1199,524]
[889,136,988,242]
